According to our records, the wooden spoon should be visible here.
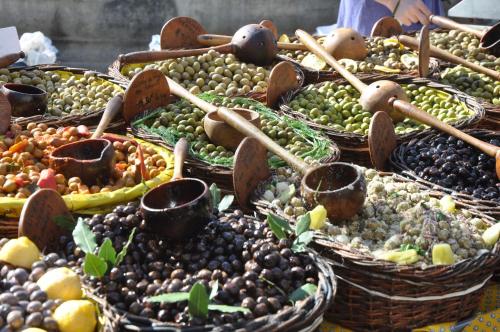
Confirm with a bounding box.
[119,22,278,66]
[18,188,74,252]
[266,61,302,108]
[0,92,12,134]
[163,73,367,220]
[0,51,24,68]
[296,29,500,180]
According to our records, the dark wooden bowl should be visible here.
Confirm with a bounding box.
[1,83,47,117]
[49,138,115,185]
[204,108,260,151]
[301,162,366,222]
[140,179,212,240]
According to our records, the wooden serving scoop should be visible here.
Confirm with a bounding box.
[120,22,278,66]
[18,189,74,252]
[418,25,430,78]
[266,61,302,108]
[162,72,367,220]
[296,29,500,180]
[368,111,397,171]
[0,51,25,68]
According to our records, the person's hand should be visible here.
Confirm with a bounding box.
[377,0,432,26]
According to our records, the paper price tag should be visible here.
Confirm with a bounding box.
[0,27,21,56]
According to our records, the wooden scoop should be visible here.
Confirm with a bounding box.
[140,138,212,240]
[49,95,123,185]
[0,92,12,134]
[120,22,278,66]
[429,16,500,56]
[162,72,367,221]
[0,51,24,68]
[18,188,73,252]
[296,29,500,180]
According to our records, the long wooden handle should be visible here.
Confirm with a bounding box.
[197,34,308,51]
[296,29,367,92]
[429,15,483,39]
[172,137,188,180]
[398,35,500,80]
[119,44,232,64]
[0,51,24,68]
[92,94,123,139]
[217,107,309,174]
[166,77,217,113]
[391,98,498,157]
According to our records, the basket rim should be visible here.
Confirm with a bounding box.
[4,64,127,127]
[389,128,500,217]
[278,73,486,147]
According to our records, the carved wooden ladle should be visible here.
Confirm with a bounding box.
[297,29,500,180]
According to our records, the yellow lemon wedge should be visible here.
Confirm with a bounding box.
[278,34,291,43]
[301,53,327,70]
[310,205,327,230]
[0,237,40,269]
[375,249,420,265]
[37,267,83,301]
[432,243,455,265]
[440,195,456,213]
[22,328,47,332]
[373,65,401,73]
[53,300,97,332]
[482,223,500,247]
[383,38,403,49]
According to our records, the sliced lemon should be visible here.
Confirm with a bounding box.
[401,53,419,69]
[301,53,327,70]
[373,65,401,73]
[383,38,403,49]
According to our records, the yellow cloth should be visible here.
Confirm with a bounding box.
[320,283,499,332]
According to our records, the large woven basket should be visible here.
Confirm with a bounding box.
[252,170,499,331]
[390,129,500,218]
[130,94,340,193]
[2,65,126,130]
[279,73,485,166]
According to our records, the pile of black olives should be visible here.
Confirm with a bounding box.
[0,246,66,331]
[403,134,500,202]
[61,202,318,327]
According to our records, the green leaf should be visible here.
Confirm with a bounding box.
[188,282,209,319]
[399,244,425,256]
[218,195,234,212]
[98,238,117,266]
[83,253,107,278]
[115,228,136,266]
[208,304,250,314]
[295,213,311,236]
[209,280,218,300]
[209,183,221,209]
[146,292,190,303]
[278,184,296,204]
[53,215,76,231]
[72,218,97,254]
[266,213,293,240]
[289,283,318,303]
[291,231,314,253]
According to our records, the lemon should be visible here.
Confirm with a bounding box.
[53,300,97,332]
[278,34,291,43]
[432,243,455,265]
[310,205,327,230]
[373,65,401,73]
[22,328,47,332]
[482,223,500,247]
[440,195,456,213]
[0,237,40,268]
[375,249,420,265]
[301,53,327,71]
[37,267,83,301]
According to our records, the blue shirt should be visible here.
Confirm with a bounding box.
[336,0,445,36]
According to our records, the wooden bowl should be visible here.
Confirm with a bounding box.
[49,138,115,186]
[301,162,366,222]
[204,108,260,151]
[1,83,47,117]
[140,179,212,240]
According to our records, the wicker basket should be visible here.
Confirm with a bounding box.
[390,129,500,218]
[94,248,334,332]
[2,65,126,130]
[251,170,499,331]
[130,94,340,192]
[279,74,485,166]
